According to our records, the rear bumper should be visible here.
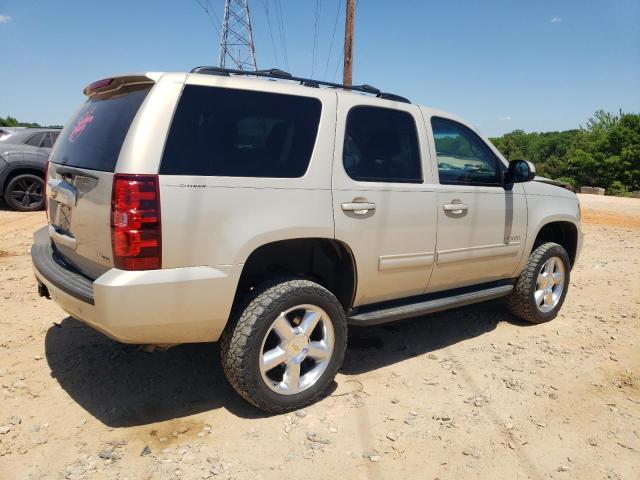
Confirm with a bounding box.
[32,226,241,344]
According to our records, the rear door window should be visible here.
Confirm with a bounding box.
[50,85,151,172]
[25,133,46,147]
[160,86,322,178]
[41,133,53,148]
[342,106,422,183]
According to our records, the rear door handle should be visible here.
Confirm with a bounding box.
[443,203,469,214]
[341,202,376,215]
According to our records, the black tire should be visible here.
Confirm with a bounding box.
[507,242,571,324]
[220,278,348,413]
[3,173,45,211]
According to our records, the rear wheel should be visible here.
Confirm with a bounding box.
[220,278,347,413]
[4,174,45,211]
[507,242,571,323]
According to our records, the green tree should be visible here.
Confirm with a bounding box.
[491,110,640,194]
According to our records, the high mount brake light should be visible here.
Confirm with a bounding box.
[111,174,161,270]
[88,78,113,91]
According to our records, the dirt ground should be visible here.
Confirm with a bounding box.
[0,194,638,480]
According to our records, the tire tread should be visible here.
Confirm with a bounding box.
[220,277,346,413]
[507,242,569,324]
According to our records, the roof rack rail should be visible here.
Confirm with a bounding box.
[189,66,410,103]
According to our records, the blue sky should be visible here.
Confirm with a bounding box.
[0,0,638,136]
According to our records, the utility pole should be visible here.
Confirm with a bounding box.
[219,0,257,70]
[343,0,356,86]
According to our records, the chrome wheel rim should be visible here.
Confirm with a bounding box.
[535,256,565,313]
[259,304,335,396]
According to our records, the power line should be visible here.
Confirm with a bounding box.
[323,0,342,80]
[332,49,343,82]
[273,0,289,70]
[311,0,322,77]
[205,0,222,26]
[194,0,221,38]
[261,0,280,66]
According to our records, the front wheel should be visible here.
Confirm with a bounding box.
[507,242,571,324]
[220,278,347,413]
[4,173,45,211]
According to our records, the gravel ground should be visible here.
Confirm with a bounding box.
[0,193,638,480]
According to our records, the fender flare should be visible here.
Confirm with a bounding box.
[0,160,46,196]
[514,214,580,275]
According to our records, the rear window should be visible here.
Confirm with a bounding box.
[160,85,322,178]
[25,133,46,147]
[50,85,151,172]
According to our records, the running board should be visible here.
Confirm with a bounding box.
[348,284,513,326]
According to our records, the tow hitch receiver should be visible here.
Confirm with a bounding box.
[37,281,50,299]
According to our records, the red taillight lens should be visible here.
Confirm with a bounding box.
[111,174,161,270]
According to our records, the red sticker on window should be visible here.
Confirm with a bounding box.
[69,107,96,143]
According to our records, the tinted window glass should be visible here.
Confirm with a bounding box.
[25,133,45,147]
[431,117,501,185]
[41,133,53,148]
[50,85,151,172]
[160,86,322,178]
[343,106,421,183]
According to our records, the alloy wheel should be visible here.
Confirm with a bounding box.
[535,256,565,313]
[259,304,335,395]
[10,177,43,208]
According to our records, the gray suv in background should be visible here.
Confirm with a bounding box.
[0,128,61,211]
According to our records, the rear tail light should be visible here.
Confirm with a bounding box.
[111,174,161,270]
[44,161,50,219]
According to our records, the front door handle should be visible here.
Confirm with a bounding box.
[443,203,469,215]
[342,201,376,215]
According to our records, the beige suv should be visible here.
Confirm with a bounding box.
[32,68,582,412]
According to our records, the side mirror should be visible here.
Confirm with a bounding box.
[505,159,536,184]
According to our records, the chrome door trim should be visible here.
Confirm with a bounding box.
[437,242,521,265]
[378,252,435,271]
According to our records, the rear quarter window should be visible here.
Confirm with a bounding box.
[160,85,322,178]
[50,85,151,172]
[25,133,46,147]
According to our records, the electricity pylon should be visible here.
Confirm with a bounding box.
[219,0,257,70]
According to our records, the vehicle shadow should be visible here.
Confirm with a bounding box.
[342,301,529,375]
[45,301,528,427]
[44,317,268,427]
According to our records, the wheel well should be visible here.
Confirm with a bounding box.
[533,222,578,266]
[3,168,44,193]
[234,238,357,311]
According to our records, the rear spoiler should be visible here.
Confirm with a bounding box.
[83,74,155,98]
